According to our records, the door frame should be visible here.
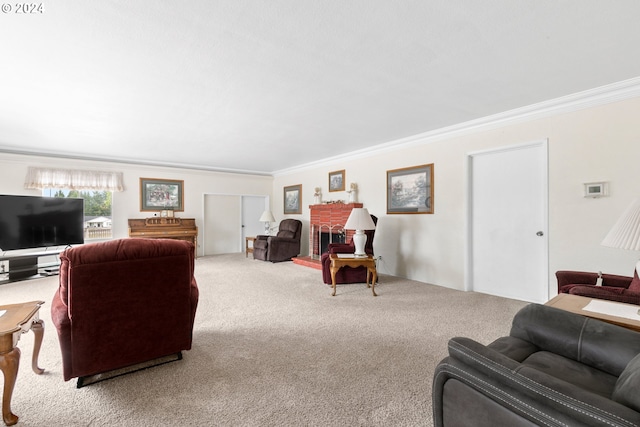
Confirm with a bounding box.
[464,139,549,300]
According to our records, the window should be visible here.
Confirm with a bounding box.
[44,188,113,240]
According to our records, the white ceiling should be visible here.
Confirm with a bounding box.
[2,1,640,175]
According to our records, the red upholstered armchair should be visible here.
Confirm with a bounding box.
[556,267,640,305]
[321,215,378,285]
[51,238,199,387]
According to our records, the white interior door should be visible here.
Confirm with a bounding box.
[203,195,241,255]
[242,196,268,243]
[468,141,548,303]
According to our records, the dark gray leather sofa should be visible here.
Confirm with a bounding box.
[433,304,640,426]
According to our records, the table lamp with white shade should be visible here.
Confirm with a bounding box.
[344,207,376,257]
[601,198,640,276]
[259,210,276,235]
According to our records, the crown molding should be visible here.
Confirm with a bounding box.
[273,76,640,176]
[0,146,273,177]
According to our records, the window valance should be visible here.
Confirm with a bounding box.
[24,167,125,192]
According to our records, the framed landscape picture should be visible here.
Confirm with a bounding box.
[284,184,302,214]
[328,170,345,192]
[140,178,184,212]
[387,164,434,214]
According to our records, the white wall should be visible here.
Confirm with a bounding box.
[0,153,273,257]
[2,96,639,297]
[272,97,640,296]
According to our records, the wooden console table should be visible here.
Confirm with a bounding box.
[329,254,377,297]
[128,218,198,257]
[0,300,45,426]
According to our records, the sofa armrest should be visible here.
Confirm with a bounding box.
[328,243,354,254]
[556,270,632,293]
[568,285,640,305]
[433,337,640,426]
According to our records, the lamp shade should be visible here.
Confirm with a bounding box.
[601,199,640,250]
[259,210,276,223]
[344,208,376,230]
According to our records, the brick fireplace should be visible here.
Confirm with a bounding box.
[292,203,362,269]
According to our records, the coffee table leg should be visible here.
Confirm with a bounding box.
[1,347,20,426]
[31,319,45,375]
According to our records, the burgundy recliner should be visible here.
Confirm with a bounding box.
[51,238,199,386]
[321,215,377,285]
[556,266,640,305]
[253,219,302,262]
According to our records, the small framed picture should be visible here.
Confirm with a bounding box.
[284,184,302,214]
[328,170,345,192]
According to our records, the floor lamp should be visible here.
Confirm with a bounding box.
[344,208,376,257]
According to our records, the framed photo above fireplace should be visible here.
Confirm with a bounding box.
[328,170,345,192]
[140,178,184,212]
[387,164,434,214]
[284,184,302,214]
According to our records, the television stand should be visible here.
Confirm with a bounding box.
[0,250,63,284]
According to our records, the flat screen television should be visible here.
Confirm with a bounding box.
[0,194,84,251]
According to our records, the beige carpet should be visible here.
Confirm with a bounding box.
[1,253,528,426]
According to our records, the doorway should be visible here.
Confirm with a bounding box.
[466,140,549,303]
[203,194,268,255]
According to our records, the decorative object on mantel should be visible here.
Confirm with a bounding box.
[328,169,345,192]
[140,178,184,212]
[344,207,377,257]
[259,210,276,235]
[284,184,302,214]
[347,182,358,203]
[313,187,322,204]
[387,163,434,214]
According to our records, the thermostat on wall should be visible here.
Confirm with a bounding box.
[584,182,607,198]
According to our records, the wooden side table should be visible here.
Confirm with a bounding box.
[0,300,45,426]
[329,254,377,296]
[245,237,256,258]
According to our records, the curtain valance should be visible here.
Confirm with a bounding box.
[24,167,125,192]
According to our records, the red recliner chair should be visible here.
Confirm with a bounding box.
[51,238,199,387]
[556,265,640,305]
[321,215,377,285]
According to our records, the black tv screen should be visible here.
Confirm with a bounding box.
[0,194,84,251]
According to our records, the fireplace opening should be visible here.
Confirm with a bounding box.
[320,231,345,255]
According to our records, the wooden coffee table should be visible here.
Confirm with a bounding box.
[329,254,377,296]
[545,293,640,332]
[0,300,45,426]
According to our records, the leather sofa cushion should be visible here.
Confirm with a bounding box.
[510,304,640,376]
[613,353,640,412]
[521,351,617,398]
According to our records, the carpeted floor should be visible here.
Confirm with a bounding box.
[1,253,528,426]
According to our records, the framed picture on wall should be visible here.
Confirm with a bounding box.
[328,170,345,192]
[284,184,302,214]
[140,178,184,212]
[387,164,434,214]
